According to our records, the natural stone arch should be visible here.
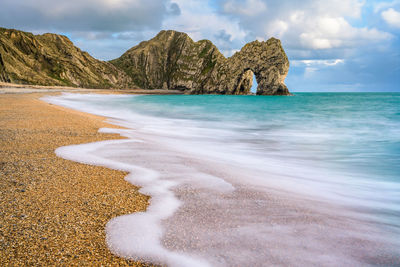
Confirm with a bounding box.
[111,30,291,95]
[227,38,290,95]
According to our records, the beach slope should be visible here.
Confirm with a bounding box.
[0,92,150,265]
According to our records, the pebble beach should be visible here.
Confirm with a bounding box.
[0,91,152,265]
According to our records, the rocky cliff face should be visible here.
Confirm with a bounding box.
[0,27,134,88]
[111,30,290,95]
[110,30,225,91]
[0,28,290,94]
[0,51,10,82]
[213,39,290,95]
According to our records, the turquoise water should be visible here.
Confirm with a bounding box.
[47,93,400,216]
[116,93,400,183]
[119,93,400,224]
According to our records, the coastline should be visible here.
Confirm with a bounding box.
[0,82,184,95]
[0,92,151,265]
[2,90,399,266]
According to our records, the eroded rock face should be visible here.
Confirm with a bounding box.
[221,39,290,96]
[110,30,225,91]
[111,30,290,95]
[0,27,135,88]
[0,52,10,82]
[0,27,290,94]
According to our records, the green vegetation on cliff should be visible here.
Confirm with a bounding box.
[0,27,135,89]
[109,30,224,91]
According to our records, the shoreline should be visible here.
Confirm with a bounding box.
[2,90,399,266]
[0,92,151,265]
[44,93,400,266]
[0,82,184,95]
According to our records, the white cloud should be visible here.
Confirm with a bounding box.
[292,59,345,67]
[311,0,364,18]
[297,16,392,50]
[292,59,346,80]
[223,0,267,16]
[162,0,246,55]
[374,0,400,13]
[217,0,391,55]
[0,0,176,32]
[265,20,288,38]
[382,8,400,28]
[300,35,336,50]
[161,0,394,59]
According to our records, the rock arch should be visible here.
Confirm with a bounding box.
[111,30,291,95]
[228,38,290,95]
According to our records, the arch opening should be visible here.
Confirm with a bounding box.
[236,69,254,95]
[250,72,258,94]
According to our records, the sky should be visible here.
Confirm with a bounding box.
[0,0,399,92]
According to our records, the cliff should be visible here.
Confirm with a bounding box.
[0,28,290,95]
[111,30,290,95]
[0,27,134,89]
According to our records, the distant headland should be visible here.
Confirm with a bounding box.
[0,27,290,95]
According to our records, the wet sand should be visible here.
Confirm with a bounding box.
[0,92,152,265]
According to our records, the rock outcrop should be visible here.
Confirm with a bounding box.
[214,39,290,95]
[0,52,10,82]
[0,27,290,94]
[0,27,135,88]
[111,30,290,95]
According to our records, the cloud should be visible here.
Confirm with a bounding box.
[291,59,346,80]
[292,59,345,67]
[162,0,246,55]
[0,0,179,32]
[298,16,392,50]
[218,0,391,56]
[373,0,400,13]
[167,2,181,16]
[382,8,400,28]
[222,0,267,16]
[162,0,392,58]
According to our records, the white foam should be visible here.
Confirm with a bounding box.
[55,139,210,267]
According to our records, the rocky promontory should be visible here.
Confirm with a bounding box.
[111,30,290,95]
[0,28,290,95]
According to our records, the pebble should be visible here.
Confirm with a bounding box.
[0,92,153,266]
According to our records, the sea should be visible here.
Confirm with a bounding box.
[43,92,400,266]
